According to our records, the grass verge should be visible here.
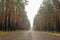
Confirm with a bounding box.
[0,30,28,35]
[47,32,60,36]
[0,31,10,35]
[40,31,60,36]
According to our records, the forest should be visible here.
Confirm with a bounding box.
[33,0,60,32]
[0,0,30,31]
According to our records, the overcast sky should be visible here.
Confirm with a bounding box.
[25,0,43,27]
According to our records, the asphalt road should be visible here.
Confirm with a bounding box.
[0,31,60,40]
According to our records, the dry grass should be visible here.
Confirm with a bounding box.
[0,31,9,35]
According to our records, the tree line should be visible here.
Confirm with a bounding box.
[0,0,30,31]
[33,0,60,32]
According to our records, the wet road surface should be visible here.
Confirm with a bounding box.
[0,31,60,40]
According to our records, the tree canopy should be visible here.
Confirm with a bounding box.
[33,0,60,32]
[0,0,30,31]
